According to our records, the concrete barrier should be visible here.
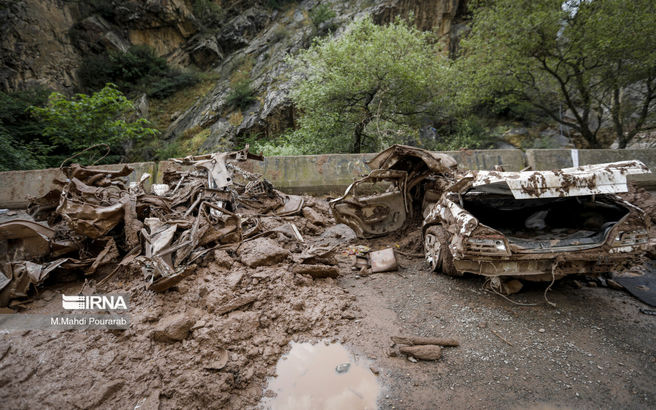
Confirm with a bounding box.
[1,149,654,208]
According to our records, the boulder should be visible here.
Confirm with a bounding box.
[152,313,196,342]
[239,237,289,267]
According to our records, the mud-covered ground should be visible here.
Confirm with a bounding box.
[1,194,655,409]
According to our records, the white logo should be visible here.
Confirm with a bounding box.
[62,294,128,310]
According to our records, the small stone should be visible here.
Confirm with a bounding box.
[335,363,351,373]
[478,322,487,329]
[213,249,233,269]
[408,356,418,363]
[538,328,546,333]
[152,313,196,342]
[369,366,380,375]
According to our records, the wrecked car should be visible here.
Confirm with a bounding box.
[331,145,653,281]
[329,145,457,238]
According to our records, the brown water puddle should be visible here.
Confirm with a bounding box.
[261,342,379,409]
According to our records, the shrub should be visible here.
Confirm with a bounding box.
[0,88,50,170]
[192,0,224,29]
[226,79,256,110]
[78,46,198,99]
[310,4,336,28]
[30,84,159,165]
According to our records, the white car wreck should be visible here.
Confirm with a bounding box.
[330,145,653,281]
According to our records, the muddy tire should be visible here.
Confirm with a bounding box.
[424,225,460,276]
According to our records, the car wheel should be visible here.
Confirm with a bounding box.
[424,225,460,276]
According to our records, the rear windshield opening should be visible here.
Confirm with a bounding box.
[462,185,629,246]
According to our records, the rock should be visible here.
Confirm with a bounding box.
[538,328,546,333]
[226,271,244,290]
[188,35,223,69]
[239,237,289,267]
[292,264,340,279]
[335,363,350,373]
[152,313,196,342]
[213,249,234,269]
[318,224,357,244]
[369,366,380,375]
[302,207,326,226]
[399,345,442,361]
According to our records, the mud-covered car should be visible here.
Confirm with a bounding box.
[331,145,653,281]
[329,145,457,238]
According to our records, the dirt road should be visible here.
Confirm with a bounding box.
[339,255,655,409]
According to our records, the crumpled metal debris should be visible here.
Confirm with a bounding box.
[0,146,306,307]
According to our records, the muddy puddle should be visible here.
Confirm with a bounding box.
[261,342,379,409]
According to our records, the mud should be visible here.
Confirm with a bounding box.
[0,229,360,408]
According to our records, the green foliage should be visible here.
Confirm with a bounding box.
[285,16,454,153]
[0,88,51,171]
[30,85,159,165]
[458,0,656,148]
[192,0,224,29]
[429,117,493,151]
[78,46,198,99]
[247,134,306,156]
[310,4,336,28]
[226,79,257,110]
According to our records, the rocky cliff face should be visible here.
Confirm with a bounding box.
[0,0,469,153]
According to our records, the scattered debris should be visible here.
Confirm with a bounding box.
[369,248,398,273]
[613,261,656,307]
[0,147,322,306]
[491,329,513,346]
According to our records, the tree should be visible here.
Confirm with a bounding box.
[0,88,50,171]
[30,84,159,165]
[458,0,656,148]
[286,17,450,153]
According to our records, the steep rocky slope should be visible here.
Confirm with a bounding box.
[1,0,468,153]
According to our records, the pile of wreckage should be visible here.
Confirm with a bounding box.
[0,147,315,308]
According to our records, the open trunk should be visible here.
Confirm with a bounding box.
[462,191,629,251]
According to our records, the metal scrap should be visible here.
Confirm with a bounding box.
[0,146,307,307]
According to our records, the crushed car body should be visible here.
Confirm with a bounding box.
[331,145,653,281]
[329,145,457,238]
[0,146,309,307]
